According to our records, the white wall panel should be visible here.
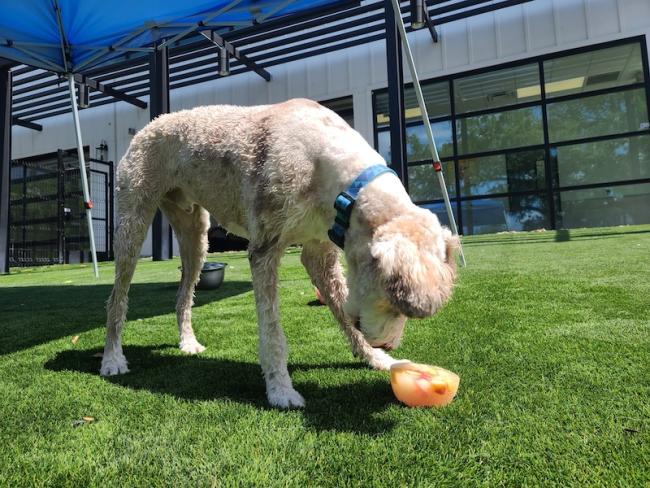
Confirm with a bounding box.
[496,5,528,58]
[618,0,650,32]
[586,0,622,37]
[468,13,499,63]
[524,0,557,50]
[553,0,589,44]
[442,20,471,69]
[306,57,329,98]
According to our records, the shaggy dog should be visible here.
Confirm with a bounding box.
[101,98,459,408]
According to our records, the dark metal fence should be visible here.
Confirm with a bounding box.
[9,148,113,267]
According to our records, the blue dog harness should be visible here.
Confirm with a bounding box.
[328,165,397,249]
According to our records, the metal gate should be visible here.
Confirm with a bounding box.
[9,148,113,267]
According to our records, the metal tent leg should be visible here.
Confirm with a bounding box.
[67,74,99,277]
[0,67,10,274]
[388,0,466,266]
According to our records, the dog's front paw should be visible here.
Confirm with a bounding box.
[179,337,206,354]
[100,352,129,376]
[367,348,400,371]
[267,385,306,409]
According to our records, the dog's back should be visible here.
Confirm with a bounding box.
[116,99,382,243]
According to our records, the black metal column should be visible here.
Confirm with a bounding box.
[385,0,408,191]
[149,45,173,261]
[0,66,11,274]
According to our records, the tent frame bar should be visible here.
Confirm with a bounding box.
[67,74,99,277]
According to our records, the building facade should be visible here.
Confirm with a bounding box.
[10,0,650,250]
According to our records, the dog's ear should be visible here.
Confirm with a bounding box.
[371,218,457,318]
[442,227,460,269]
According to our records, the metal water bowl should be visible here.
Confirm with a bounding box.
[196,262,227,290]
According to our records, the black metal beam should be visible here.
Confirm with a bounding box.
[73,73,147,109]
[199,31,271,81]
[149,45,173,261]
[423,2,439,42]
[385,0,408,191]
[0,67,11,273]
[12,116,42,131]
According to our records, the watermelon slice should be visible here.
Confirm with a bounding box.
[390,361,460,407]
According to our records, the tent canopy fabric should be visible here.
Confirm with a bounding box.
[0,0,345,73]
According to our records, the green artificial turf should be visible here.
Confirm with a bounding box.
[1,225,649,487]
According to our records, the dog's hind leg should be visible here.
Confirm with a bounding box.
[101,197,158,376]
[160,195,210,354]
[249,243,305,409]
[301,240,397,370]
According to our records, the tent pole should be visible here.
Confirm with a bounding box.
[388,0,466,266]
[67,74,99,277]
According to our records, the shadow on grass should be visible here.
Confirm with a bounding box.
[45,345,396,434]
[0,280,252,356]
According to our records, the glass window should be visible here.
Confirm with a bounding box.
[454,63,541,114]
[375,81,451,127]
[321,96,354,128]
[419,202,459,229]
[547,88,649,143]
[462,194,549,235]
[553,134,650,188]
[456,106,544,155]
[459,150,546,196]
[407,162,456,202]
[543,43,645,98]
[377,120,453,163]
[557,183,650,228]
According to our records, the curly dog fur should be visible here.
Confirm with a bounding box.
[101,98,458,408]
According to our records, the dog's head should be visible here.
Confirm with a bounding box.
[344,208,459,350]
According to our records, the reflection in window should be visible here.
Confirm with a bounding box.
[407,162,456,202]
[320,96,354,128]
[547,88,649,143]
[419,201,458,228]
[454,63,540,113]
[456,106,544,155]
[375,81,450,127]
[377,120,453,163]
[553,135,650,187]
[557,183,650,228]
[462,194,549,235]
[459,150,546,196]
[543,43,645,98]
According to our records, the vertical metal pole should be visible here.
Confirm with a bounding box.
[56,149,65,264]
[67,74,99,277]
[384,0,408,190]
[0,66,11,274]
[108,160,114,260]
[388,0,466,266]
[149,45,172,261]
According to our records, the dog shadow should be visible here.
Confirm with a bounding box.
[0,280,252,356]
[44,345,397,434]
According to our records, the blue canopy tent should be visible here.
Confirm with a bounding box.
[0,0,357,276]
[0,0,519,274]
[0,0,350,73]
